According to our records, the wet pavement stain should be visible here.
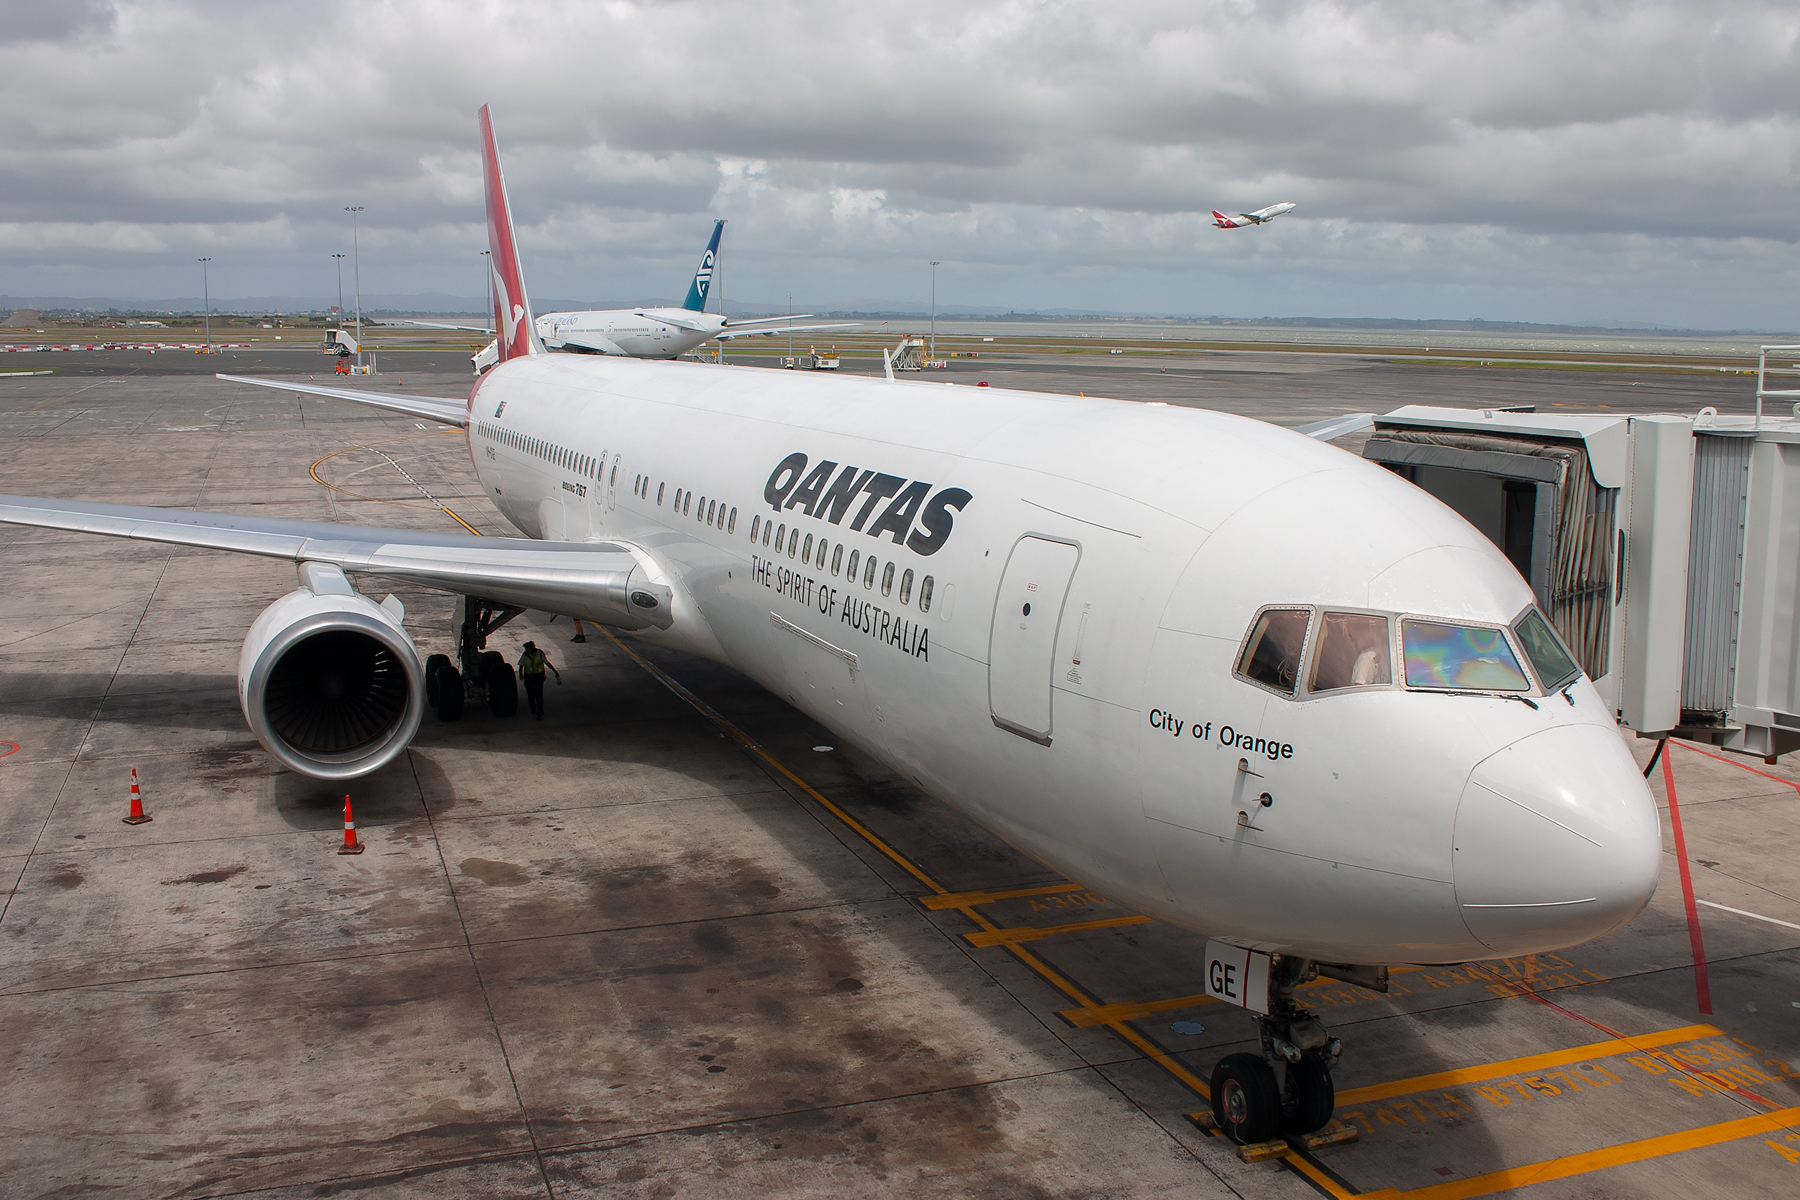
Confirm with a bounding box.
[460,857,530,887]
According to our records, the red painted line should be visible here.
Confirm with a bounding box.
[1662,751,1713,1015]
[1671,738,1800,795]
[0,741,17,758]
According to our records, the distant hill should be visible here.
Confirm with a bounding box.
[1,294,1790,338]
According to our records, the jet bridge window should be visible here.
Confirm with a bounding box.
[1514,608,1580,690]
[1401,620,1530,692]
[1310,612,1392,692]
[1237,608,1312,696]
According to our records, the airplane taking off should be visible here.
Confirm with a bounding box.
[458,221,854,370]
[0,108,1660,1148]
[1213,202,1297,228]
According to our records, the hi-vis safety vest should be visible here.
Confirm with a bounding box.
[520,649,547,676]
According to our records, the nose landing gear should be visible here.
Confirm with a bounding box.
[1209,956,1343,1145]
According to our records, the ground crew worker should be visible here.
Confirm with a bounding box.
[570,618,587,643]
[517,640,561,719]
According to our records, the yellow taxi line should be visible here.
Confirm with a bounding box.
[1335,1024,1722,1105]
[1354,1105,1800,1200]
[964,914,1154,948]
[917,881,1082,909]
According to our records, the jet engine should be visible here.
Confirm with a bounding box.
[238,563,424,780]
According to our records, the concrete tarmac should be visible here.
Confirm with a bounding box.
[1,351,1796,1198]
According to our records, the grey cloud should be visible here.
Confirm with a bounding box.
[0,0,1795,329]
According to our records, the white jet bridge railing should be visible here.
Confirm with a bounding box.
[1756,344,1800,430]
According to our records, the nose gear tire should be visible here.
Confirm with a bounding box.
[1211,1053,1281,1145]
[1282,1051,1336,1135]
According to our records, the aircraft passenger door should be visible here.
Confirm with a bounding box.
[988,535,1081,745]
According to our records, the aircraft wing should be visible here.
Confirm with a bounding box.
[1294,413,1375,441]
[637,310,713,334]
[556,330,632,356]
[0,496,670,628]
[216,374,468,427]
[716,321,860,340]
[395,319,496,334]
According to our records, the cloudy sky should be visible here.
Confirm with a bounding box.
[2,0,1796,327]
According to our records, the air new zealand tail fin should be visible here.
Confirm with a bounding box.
[681,220,726,312]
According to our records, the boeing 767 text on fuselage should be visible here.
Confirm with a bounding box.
[0,110,1658,1147]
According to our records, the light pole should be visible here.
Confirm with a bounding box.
[929,261,940,359]
[344,206,364,364]
[479,250,491,322]
[197,257,212,353]
[331,253,346,325]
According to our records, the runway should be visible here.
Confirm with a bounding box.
[1,350,1795,1197]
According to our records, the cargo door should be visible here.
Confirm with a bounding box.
[988,535,1080,744]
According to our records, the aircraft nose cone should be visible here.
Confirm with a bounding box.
[1453,725,1661,956]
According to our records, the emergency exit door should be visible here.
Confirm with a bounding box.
[988,535,1080,744]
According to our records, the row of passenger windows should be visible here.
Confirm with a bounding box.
[747,513,935,611]
[1237,605,1580,699]
[632,473,738,534]
[479,422,619,487]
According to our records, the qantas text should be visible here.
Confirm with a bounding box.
[764,452,971,557]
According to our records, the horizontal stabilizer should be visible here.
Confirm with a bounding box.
[215,374,468,427]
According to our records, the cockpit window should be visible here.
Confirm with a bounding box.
[1238,608,1312,695]
[1310,613,1392,692]
[1514,608,1580,690]
[1401,620,1530,691]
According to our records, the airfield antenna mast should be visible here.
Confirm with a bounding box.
[197,258,212,354]
[929,261,940,359]
[331,253,346,325]
[479,250,491,323]
[345,206,365,366]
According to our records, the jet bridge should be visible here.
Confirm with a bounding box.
[1365,348,1800,760]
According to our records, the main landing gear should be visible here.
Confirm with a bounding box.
[424,596,526,723]
[1210,956,1343,1145]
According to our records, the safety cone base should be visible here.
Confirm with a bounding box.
[122,812,153,825]
[337,840,364,855]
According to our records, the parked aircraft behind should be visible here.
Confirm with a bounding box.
[454,221,854,371]
[0,108,1660,1149]
[1213,202,1297,228]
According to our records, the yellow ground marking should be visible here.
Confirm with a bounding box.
[1334,1024,1723,1106]
[310,429,481,532]
[917,882,1082,909]
[596,625,1217,1100]
[1355,1105,1800,1200]
[964,914,1153,948]
[1058,966,1429,1028]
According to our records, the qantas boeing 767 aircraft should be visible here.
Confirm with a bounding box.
[0,108,1659,1146]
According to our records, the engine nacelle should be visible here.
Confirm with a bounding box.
[238,564,424,780]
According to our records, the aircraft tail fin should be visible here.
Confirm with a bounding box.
[478,104,542,363]
[681,220,725,312]
[1211,210,1239,228]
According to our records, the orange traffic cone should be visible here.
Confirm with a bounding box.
[123,767,152,825]
[338,794,364,854]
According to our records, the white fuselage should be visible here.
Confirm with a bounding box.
[461,353,1662,966]
[537,308,724,358]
